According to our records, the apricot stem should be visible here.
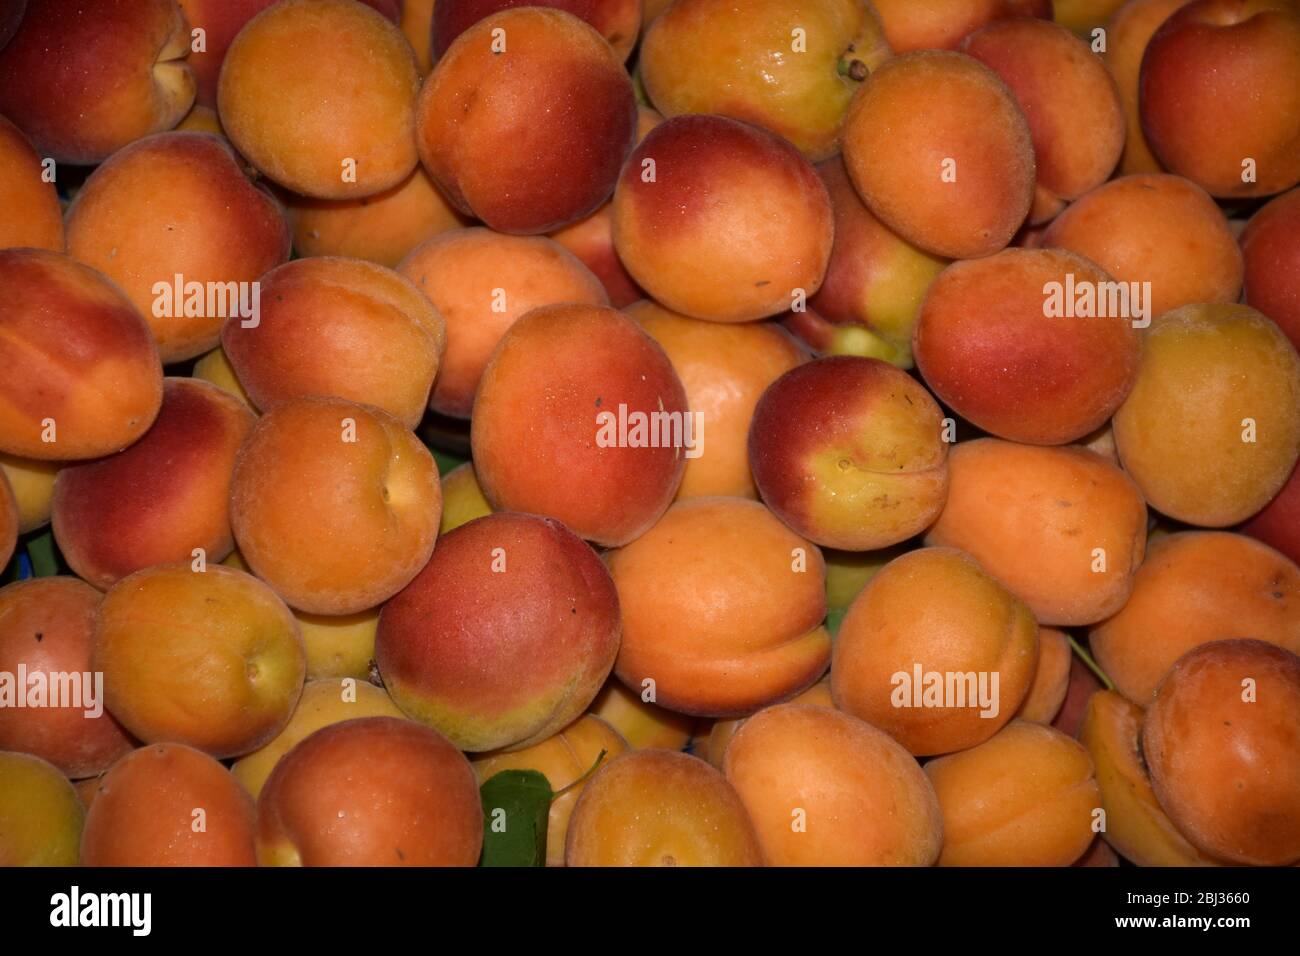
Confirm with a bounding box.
[837,57,869,81]
[1066,635,1115,692]
[553,748,609,802]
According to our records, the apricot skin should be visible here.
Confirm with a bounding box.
[0,751,84,866]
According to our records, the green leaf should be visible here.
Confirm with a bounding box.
[825,604,849,640]
[478,769,552,867]
[26,530,60,578]
[431,448,469,477]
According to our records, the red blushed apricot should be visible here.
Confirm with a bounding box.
[433,0,642,62]
[94,564,306,759]
[832,548,1039,756]
[1017,628,1072,724]
[872,0,1051,52]
[0,751,84,866]
[608,498,830,717]
[65,131,290,363]
[1103,0,1197,175]
[841,51,1035,260]
[1112,303,1300,526]
[471,304,686,547]
[230,398,442,615]
[0,3,24,51]
[0,249,163,461]
[0,578,135,778]
[612,114,834,322]
[1241,462,1300,565]
[222,257,446,428]
[417,7,637,234]
[925,440,1148,627]
[550,204,644,309]
[257,717,483,866]
[629,300,807,500]
[749,356,949,551]
[1043,174,1243,320]
[398,229,608,419]
[218,0,420,199]
[180,0,403,108]
[283,167,466,269]
[81,743,256,866]
[809,155,948,368]
[1241,187,1300,350]
[565,749,763,866]
[926,720,1100,866]
[0,0,194,165]
[1140,0,1300,197]
[1143,640,1300,866]
[961,17,1124,210]
[0,113,61,251]
[376,513,621,752]
[914,249,1140,445]
[1090,532,1300,703]
[724,703,944,866]
[51,379,254,590]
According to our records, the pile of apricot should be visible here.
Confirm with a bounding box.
[1,0,1298,868]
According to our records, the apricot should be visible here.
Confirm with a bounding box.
[1112,303,1300,526]
[432,0,642,62]
[1041,174,1243,319]
[608,497,829,717]
[257,716,482,866]
[51,378,254,590]
[630,301,806,500]
[218,0,421,199]
[749,356,949,550]
[440,462,493,534]
[705,679,833,771]
[471,304,686,547]
[961,17,1124,213]
[1054,649,1106,738]
[0,453,56,533]
[191,347,253,408]
[0,113,61,252]
[81,743,257,866]
[416,7,637,233]
[1140,0,1300,197]
[64,131,290,362]
[872,0,1052,52]
[232,678,405,799]
[230,398,442,614]
[914,249,1140,445]
[283,168,466,269]
[833,548,1038,756]
[588,680,696,751]
[1241,186,1300,349]
[377,513,621,751]
[925,720,1101,866]
[1017,629,1072,724]
[566,749,762,866]
[549,204,645,309]
[0,249,163,461]
[94,564,306,759]
[0,577,135,778]
[474,714,629,867]
[222,257,446,427]
[0,0,194,165]
[1102,0,1196,175]
[1090,531,1300,703]
[640,0,889,161]
[724,703,943,866]
[1079,689,1222,866]
[611,114,834,322]
[0,472,14,571]
[809,155,948,368]
[841,51,1035,259]
[403,0,437,73]
[925,440,1148,626]
[1241,463,1300,565]
[1143,640,1300,866]
[295,610,379,682]
[397,229,607,419]
[0,751,84,866]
